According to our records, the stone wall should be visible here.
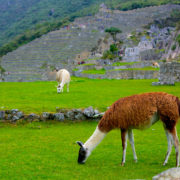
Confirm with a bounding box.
[159,62,180,84]
[74,69,159,79]
[152,62,180,85]
[0,107,103,122]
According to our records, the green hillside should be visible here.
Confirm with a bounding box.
[0,0,104,47]
[0,0,179,55]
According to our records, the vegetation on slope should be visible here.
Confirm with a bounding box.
[0,0,180,57]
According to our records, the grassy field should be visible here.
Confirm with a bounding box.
[0,77,180,179]
[0,121,179,180]
[0,77,180,114]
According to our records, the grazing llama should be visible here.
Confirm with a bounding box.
[152,62,160,68]
[77,92,180,166]
[56,69,70,93]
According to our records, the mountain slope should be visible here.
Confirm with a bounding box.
[0,0,104,46]
[0,0,180,48]
[1,4,179,82]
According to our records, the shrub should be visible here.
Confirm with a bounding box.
[176,34,180,46]
[171,44,176,51]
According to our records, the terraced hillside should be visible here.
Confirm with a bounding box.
[1,4,180,82]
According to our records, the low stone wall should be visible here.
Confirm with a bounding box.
[0,107,103,122]
[106,70,159,79]
[74,70,159,79]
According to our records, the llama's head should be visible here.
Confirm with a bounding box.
[57,84,62,93]
[76,141,90,164]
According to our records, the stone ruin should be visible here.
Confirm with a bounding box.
[152,62,180,85]
[124,37,153,62]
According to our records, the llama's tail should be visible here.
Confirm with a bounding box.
[176,97,180,117]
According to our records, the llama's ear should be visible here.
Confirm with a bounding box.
[76,141,84,147]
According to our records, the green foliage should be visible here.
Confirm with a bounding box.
[109,67,160,71]
[102,50,116,60]
[176,34,180,46]
[105,0,180,11]
[0,0,179,56]
[110,44,118,53]
[112,62,139,66]
[105,27,122,41]
[0,0,104,46]
[171,44,177,51]
[82,68,106,74]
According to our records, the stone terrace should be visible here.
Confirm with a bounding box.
[1,4,180,81]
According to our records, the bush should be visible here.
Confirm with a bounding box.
[102,50,115,60]
[171,44,176,51]
[176,34,180,46]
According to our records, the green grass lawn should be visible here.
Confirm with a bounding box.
[109,66,160,71]
[0,120,179,180]
[0,77,180,179]
[0,77,180,114]
[82,69,106,74]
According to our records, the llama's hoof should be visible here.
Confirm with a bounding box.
[134,159,138,163]
[163,162,167,166]
[121,162,125,166]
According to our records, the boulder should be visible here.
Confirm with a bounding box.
[41,112,54,120]
[54,113,65,121]
[83,106,95,118]
[27,113,40,120]
[0,111,5,120]
[152,168,180,180]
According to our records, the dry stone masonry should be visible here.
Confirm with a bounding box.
[152,62,180,85]
[0,107,104,122]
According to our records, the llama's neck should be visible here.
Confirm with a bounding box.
[84,126,107,153]
[60,81,65,87]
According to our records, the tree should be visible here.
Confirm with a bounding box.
[105,27,122,42]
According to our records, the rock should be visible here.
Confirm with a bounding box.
[27,113,40,120]
[75,112,86,120]
[54,113,65,121]
[93,112,104,118]
[0,111,5,120]
[83,106,95,118]
[152,168,180,180]
[11,109,19,114]
[16,111,24,119]
[7,114,12,120]
[42,112,54,120]
[94,109,99,115]
[12,115,19,122]
[65,111,75,120]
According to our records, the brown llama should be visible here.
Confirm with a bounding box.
[77,92,180,166]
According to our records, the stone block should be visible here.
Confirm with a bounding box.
[54,113,65,121]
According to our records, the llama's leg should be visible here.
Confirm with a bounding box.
[121,129,128,166]
[170,127,179,167]
[128,129,137,163]
[163,128,172,166]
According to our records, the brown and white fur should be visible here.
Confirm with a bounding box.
[77,92,180,166]
[56,69,70,93]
